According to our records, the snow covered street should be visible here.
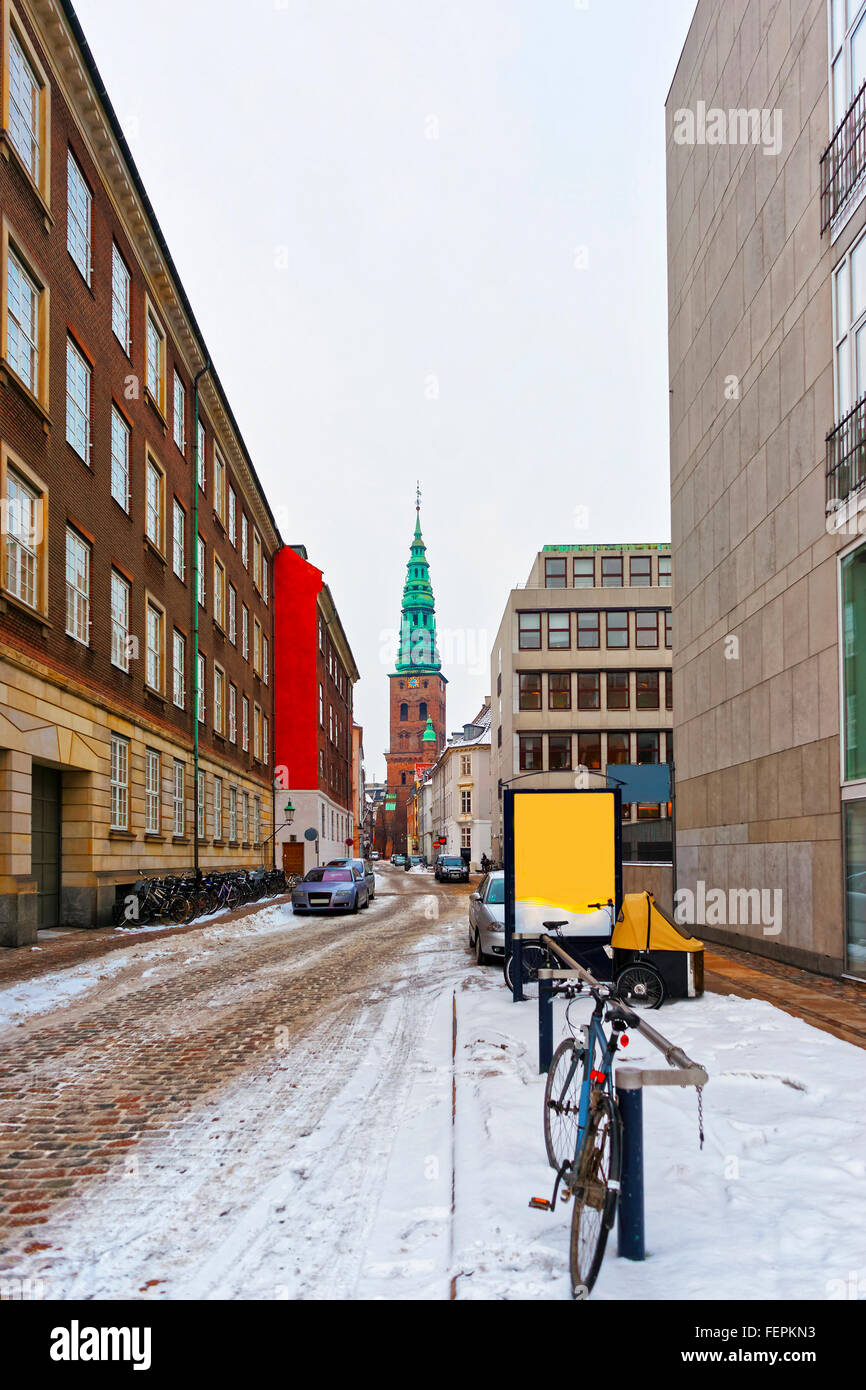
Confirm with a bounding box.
[1,866,865,1301]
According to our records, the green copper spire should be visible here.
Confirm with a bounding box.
[395,489,441,673]
[422,716,437,744]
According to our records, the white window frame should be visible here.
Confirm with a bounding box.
[110,734,129,831]
[242,696,249,751]
[228,487,236,544]
[173,760,185,837]
[65,527,90,644]
[197,652,206,723]
[197,770,206,838]
[253,796,261,846]
[5,466,40,609]
[173,629,186,709]
[172,500,186,581]
[173,370,186,453]
[241,513,249,567]
[242,791,250,844]
[214,776,223,841]
[6,246,40,396]
[110,569,130,671]
[197,419,206,491]
[145,748,160,835]
[146,457,163,551]
[65,337,91,464]
[111,244,131,354]
[213,444,226,522]
[213,555,225,629]
[197,535,206,607]
[228,584,237,644]
[111,407,130,511]
[214,663,225,735]
[229,683,237,743]
[66,150,92,284]
[146,600,163,692]
[8,27,43,187]
[145,308,165,411]
[229,784,238,841]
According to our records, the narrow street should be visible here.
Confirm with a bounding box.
[0,868,472,1300]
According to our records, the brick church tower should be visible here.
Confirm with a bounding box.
[383,494,446,856]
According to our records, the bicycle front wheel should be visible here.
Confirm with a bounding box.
[543,1039,583,1173]
[569,1090,621,1299]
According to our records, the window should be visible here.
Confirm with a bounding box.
[65,528,90,644]
[242,604,249,658]
[66,151,91,283]
[601,556,623,587]
[419,701,428,720]
[548,612,570,649]
[197,420,206,491]
[111,571,130,671]
[197,771,206,838]
[400,702,408,722]
[214,445,226,522]
[173,630,185,708]
[831,0,866,138]
[253,797,261,846]
[5,246,43,398]
[545,556,567,588]
[637,732,660,765]
[145,308,165,411]
[229,785,238,842]
[197,536,206,606]
[241,513,249,567]
[578,732,602,770]
[242,792,250,844]
[606,611,629,648]
[213,777,223,841]
[253,617,262,674]
[228,487,237,545]
[253,530,263,590]
[173,761,185,837]
[213,555,226,628]
[168,502,184,583]
[577,611,600,649]
[319,683,324,726]
[111,245,131,353]
[461,826,472,851]
[214,665,225,734]
[262,559,268,606]
[635,612,659,648]
[263,635,269,685]
[665,611,673,650]
[608,732,630,766]
[65,339,91,463]
[519,734,543,771]
[658,555,672,587]
[146,601,163,691]
[110,408,130,511]
[665,671,673,712]
[842,546,866,779]
[606,672,630,710]
[573,556,595,588]
[637,804,662,821]
[636,671,660,710]
[4,462,41,609]
[254,705,262,760]
[173,372,186,453]
[229,683,237,742]
[145,457,164,550]
[110,735,129,831]
[549,735,573,771]
[461,789,472,815]
[8,25,46,191]
[577,672,600,711]
[145,749,160,835]
[263,715,269,764]
[197,652,206,723]
[518,612,541,650]
[228,584,237,643]
[242,696,249,751]
[630,556,652,588]
[460,753,472,776]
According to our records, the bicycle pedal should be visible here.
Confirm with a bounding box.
[559,1189,572,1204]
[528,1197,551,1211]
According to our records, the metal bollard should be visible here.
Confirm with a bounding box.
[616,1076,645,1261]
[511,936,524,1003]
[538,976,554,1073]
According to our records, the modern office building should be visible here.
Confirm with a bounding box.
[489,546,673,863]
[667,0,866,977]
[0,0,279,944]
[273,545,359,876]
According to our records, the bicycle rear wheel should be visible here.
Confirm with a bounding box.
[543,1039,583,1173]
[569,1090,621,1299]
[504,945,549,1000]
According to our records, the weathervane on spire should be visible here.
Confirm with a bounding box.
[416,480,421,512]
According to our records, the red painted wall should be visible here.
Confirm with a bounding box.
[274,547,324,791]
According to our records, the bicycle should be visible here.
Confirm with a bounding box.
[531,920,634,1298]
[504,901,615,1001]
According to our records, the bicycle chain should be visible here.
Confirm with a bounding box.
[696,1086,705,1150]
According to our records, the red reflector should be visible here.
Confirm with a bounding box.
[621,1035,629,1047]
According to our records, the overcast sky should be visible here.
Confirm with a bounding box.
[75,0,696,782]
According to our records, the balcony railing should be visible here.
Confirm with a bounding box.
[821,80,866,232]
[827,393,866,508]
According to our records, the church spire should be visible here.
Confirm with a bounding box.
[396,490,440,673]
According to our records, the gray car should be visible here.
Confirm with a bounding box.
[292,866,370,915]
[468,871,506,965]
[326,858,376,901]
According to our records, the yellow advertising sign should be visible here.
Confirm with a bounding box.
[513,791,618,917]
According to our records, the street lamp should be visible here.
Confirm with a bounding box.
[285,799,295,827]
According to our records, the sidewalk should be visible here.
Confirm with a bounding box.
[705,945,866,1051]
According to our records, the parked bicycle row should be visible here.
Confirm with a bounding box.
[112,867,289,928]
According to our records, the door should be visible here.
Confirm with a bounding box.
[31,765,61,929]
[282,841,305,876]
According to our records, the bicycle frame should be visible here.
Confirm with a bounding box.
[554,994,622,1192]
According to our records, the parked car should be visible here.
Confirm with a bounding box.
[468,871,506,965]
[370,851,381,861]
[409,855,425,868]
[392,854,407,868]
[326,858,376,901]
[435,855,470,883]
[292,867,370,915]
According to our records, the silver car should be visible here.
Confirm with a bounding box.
[292,867,370,915]
[326,858,376,901]
[468,871,506,965]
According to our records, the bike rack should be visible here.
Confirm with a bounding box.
[537,935,708,1266]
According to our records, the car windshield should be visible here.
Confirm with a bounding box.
[486,879,505,905]
[305,869,352,883]
[442,858,463,867]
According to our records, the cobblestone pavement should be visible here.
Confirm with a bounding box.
[705,944,866,1050]
[0,868,473,1280]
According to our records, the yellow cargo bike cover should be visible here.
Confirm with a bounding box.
[613,892,704,955]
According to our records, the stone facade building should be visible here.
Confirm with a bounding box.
[0,0,279,943]
[667,0,866,976]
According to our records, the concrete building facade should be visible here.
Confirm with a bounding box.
[667,0,866,977]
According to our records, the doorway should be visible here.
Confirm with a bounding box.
[282,841,305,877]
[32,765,61,929]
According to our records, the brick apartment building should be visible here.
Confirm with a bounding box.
[0,0,280,944]
[667,0,866,978]
[490,545,674,865]
[273,545,359,876]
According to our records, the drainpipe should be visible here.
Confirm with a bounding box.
[192,359,210,882]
